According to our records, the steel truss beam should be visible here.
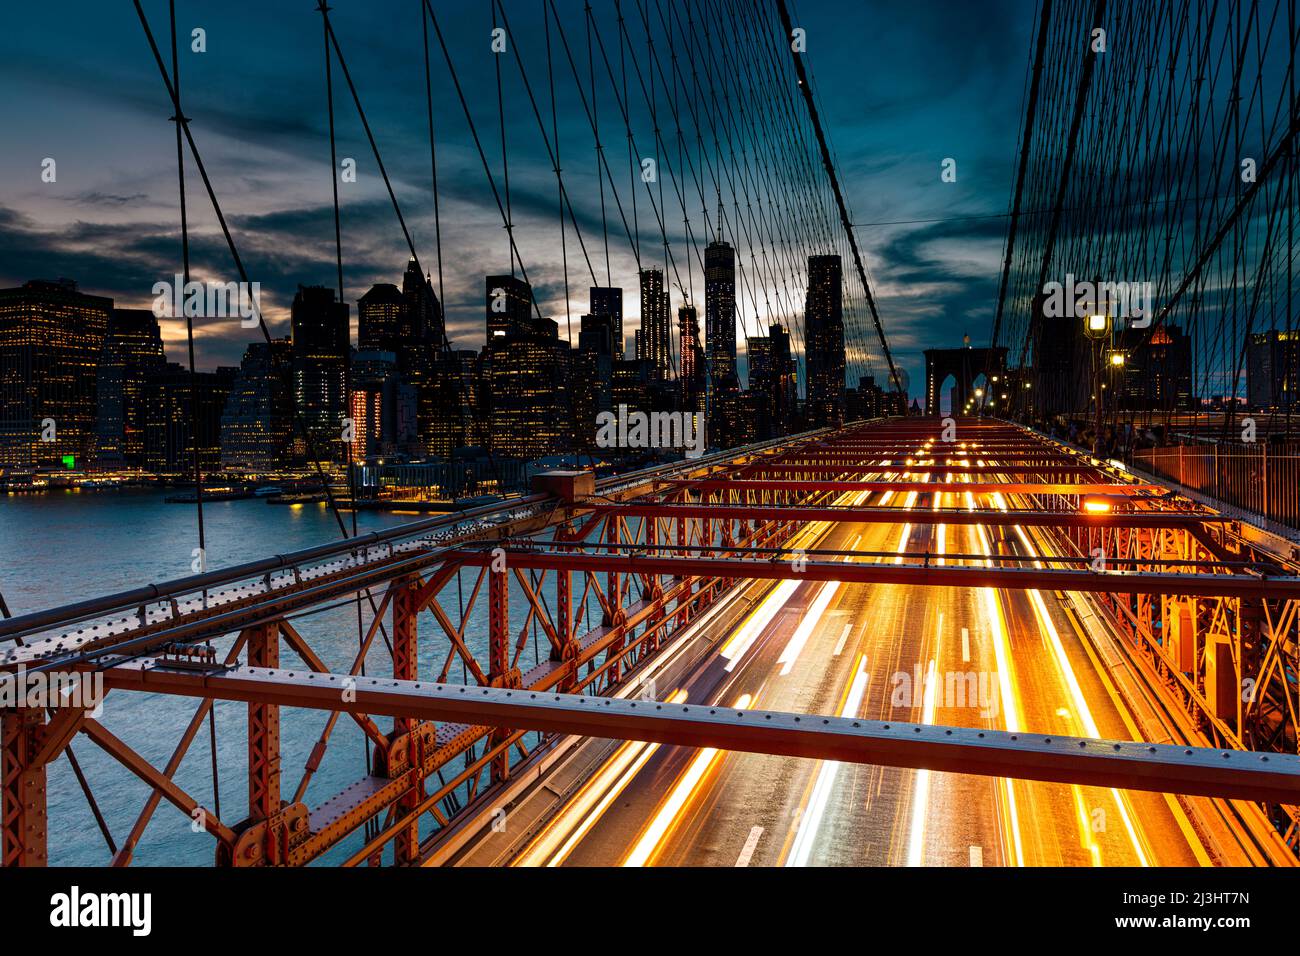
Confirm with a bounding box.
[676,480,1160,495]
[581,503,1224,529]
[449,549,1300,600]
[101,663,1300,805]
[719,463,1111,476]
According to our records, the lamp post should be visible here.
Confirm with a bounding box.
[1083,312,1111,444]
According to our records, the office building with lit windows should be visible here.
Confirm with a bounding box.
[487,317,570,459]
[485,274,533,341]
[805,254,845,427]
[589,286,624,360]
[679,304,706,418]
[747,323,797,439]
[95,308,167,469]
[357,283,407,353]
[220,338,294,472]
[143,363,236,475]
[638,269,671,379]
[1246,329,1300,412]
[0,278,112,469]
[290,285,350,462]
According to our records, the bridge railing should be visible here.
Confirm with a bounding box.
[1133,441,1300,533]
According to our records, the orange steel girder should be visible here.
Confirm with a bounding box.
[246,622,280,826]
[1,706,47,867]
[390,576,422,863]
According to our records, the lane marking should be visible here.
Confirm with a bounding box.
[735,825,764,867]
[961,627,970,662]
[833,623,852,657]
[969,845,983,867]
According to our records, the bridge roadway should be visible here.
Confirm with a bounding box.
[455,474,1208,867]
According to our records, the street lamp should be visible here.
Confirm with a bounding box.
[1108,351,1126,367]
[1083,312,1112,439]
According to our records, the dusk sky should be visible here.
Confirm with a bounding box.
[0,0,1035,393]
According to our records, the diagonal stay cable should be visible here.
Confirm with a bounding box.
[132,1,395,663]
[774,0,902,398]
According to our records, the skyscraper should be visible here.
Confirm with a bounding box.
[589,286,624,359]
[423,349,479,457]
[1116,324,1194,411]
[290,285,350,461]
[748,334,774,434]
[768,323,798,434]
[704,238,737,383]
[143,363,236,474]
[612,357,654,419]
[488,316,570,458]
[348,373,386,462]
[1029,291,1090,417]
[403,256,445,349]
[638,269,671,380]
[573,314,615,453]
[705,237,740,448]
[747,325,796,440]
[579,312,616,357]
[1246,329,1300,412]
[0,278,112,469]
[679,304,706,418]
[845,375,886,422]
[357,283,406,353]
[485,275,533,340]
[95,308,166,469]
[220,338,294,472]
[805,254,845,427]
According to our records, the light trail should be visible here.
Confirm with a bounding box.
[905,622,941,866]
[996,497,1152,867]
[721,488,864,670]
[777,581,840,675]
[969,471,1026,867]
[622,693,754,867]
[784,656,872,867]
[514,690,690,866]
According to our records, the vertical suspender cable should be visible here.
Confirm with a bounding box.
[168,0,222,822]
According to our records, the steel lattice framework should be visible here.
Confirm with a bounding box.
[3,417,1300,866]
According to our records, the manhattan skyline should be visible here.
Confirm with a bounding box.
[0,0,1033,391]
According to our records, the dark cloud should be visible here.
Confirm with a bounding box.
[58,191,150,207]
